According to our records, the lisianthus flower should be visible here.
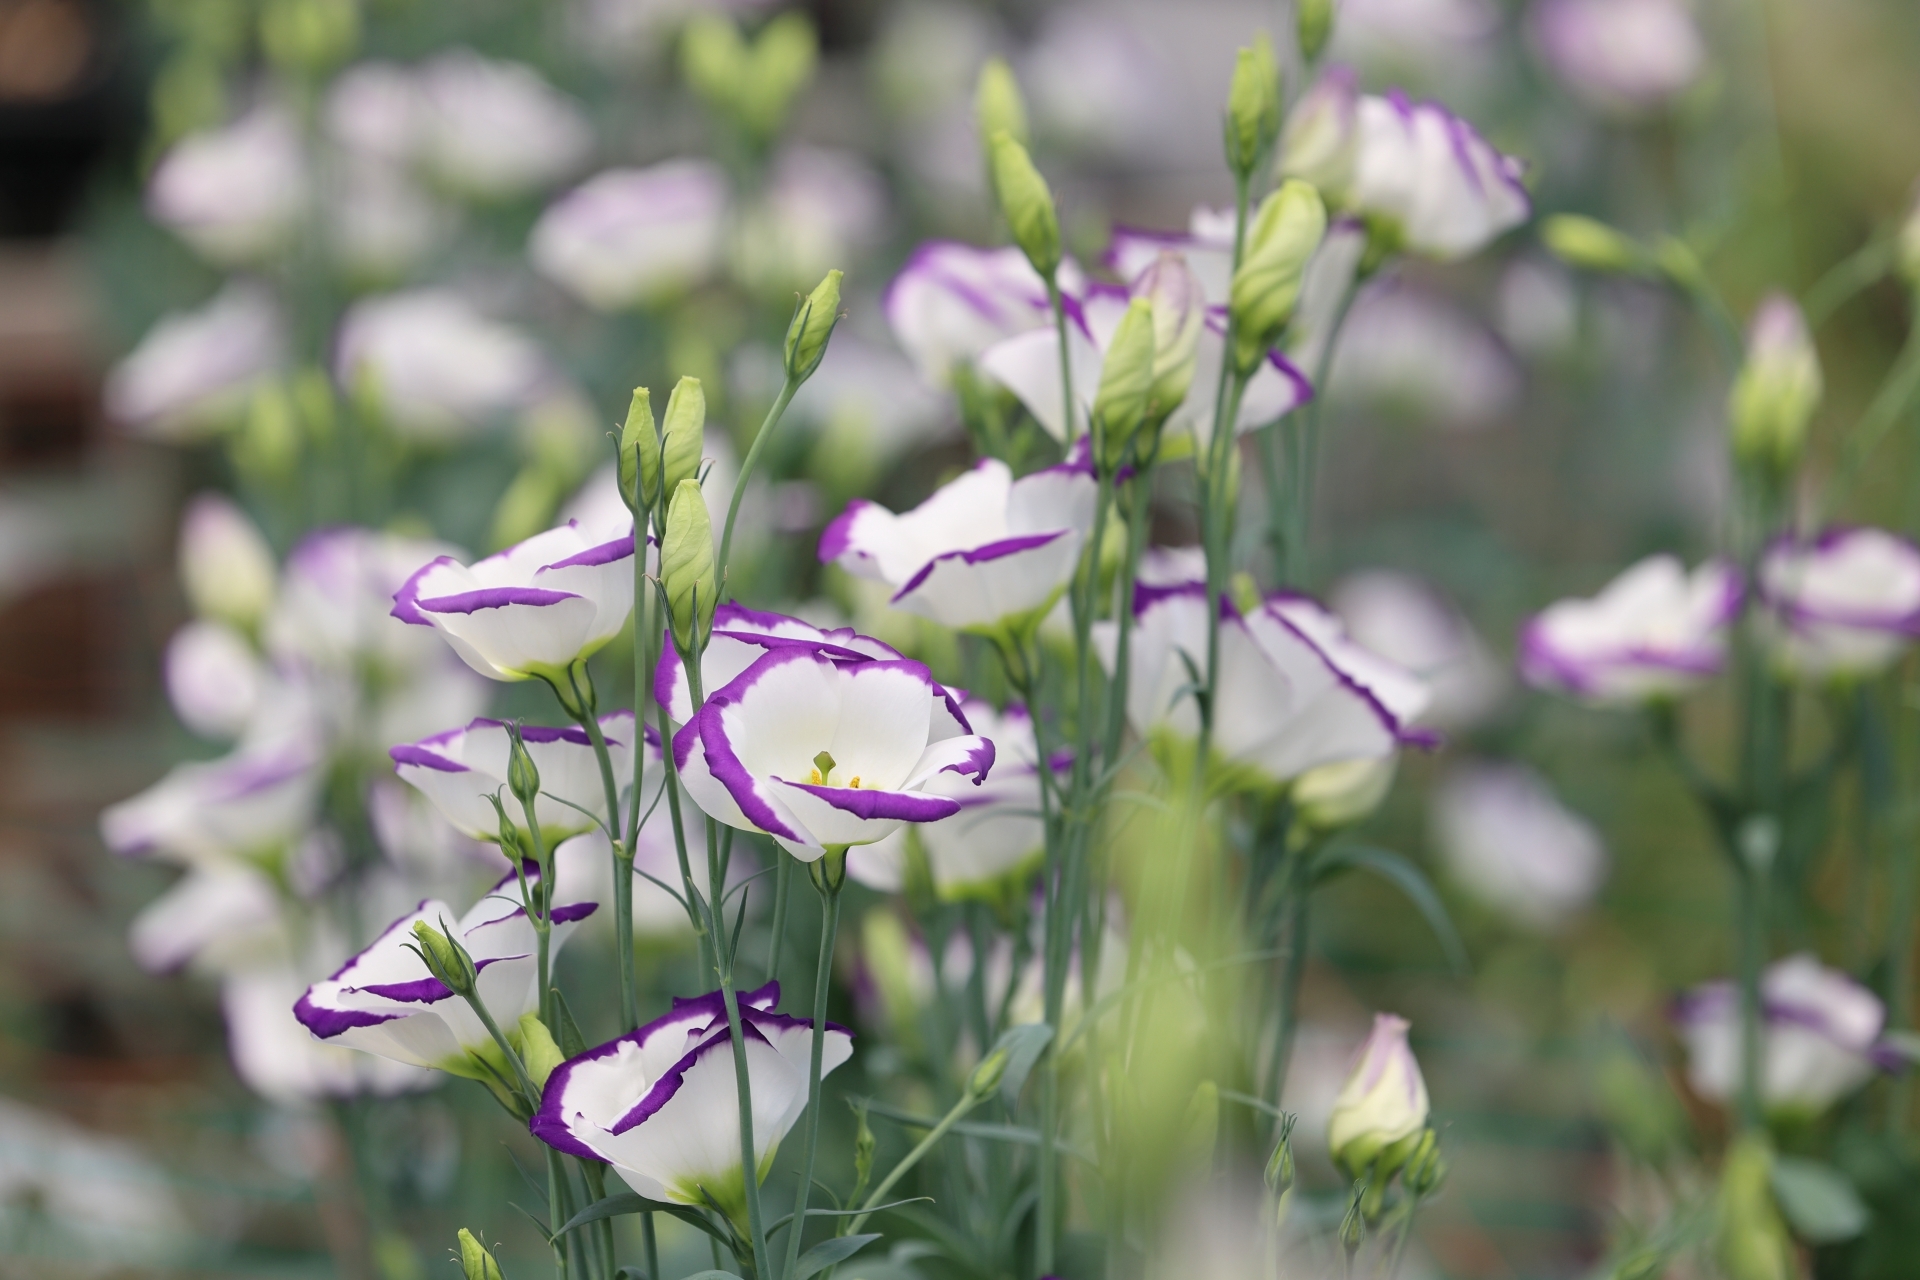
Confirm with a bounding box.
[883,240,1087,388]
[1281,71,1529,262]
[1431,761,1606,929]
[1530,0,1704,114]
[1095,583,1431,792]
[980,281,1312,449]
[414,50,594,199]
[1675,954,1902,1119]
[146,108,307,266]
[819,453,1097,634]
[328,159,447,280]
[1327,1013,1430,1175]
[530,160,730,311]
[532,982,851,1216]
[1331,570,1506,730]
[392,713,638,846]
[335,290,554,441]
[1325,283,1522,431]
[165,621,265,739]
[226,967,433,1103]
[101,743,324,869]
[392,520,635,681]
[674,648,994,861]
[731,146,888,297]
[1520,555,1741,705]
[1758,528,1920,681]
[104,283,283,440]
[128,865,285,975]
[294,852,601,1077]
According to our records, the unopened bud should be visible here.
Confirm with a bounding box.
[1328,1013,1429,1179]
[975,56,1028,151]
[1279,69,1358,201]
[1297,0,1336,62]
[682,15,746,111]
[457,1228,506,1280]
[239,378,300,481]
[853,1103,876,1181]
[412,920,477,996]
[1135,252,1204,424]
[180,493,278,632]
[1403,1129,1446,1197]
[1728,293,1822,474]
[516,1013,566,1090]
[619,386,658,513]
[968,1047,1012,1098]
[784,269,844,382]
[989,132,1061,280]
[260,0,358,73]
[505,726,541,810]
[662,479,718,653]
[660,376,706,497]
[1229,570,1263,617]
[1541,214,1645,275]
[1715,1133,1795,1280]
[1264,1123,1296,1193]
[683,12,817,143]
[1230,179,1327,372]
[1293,757,1396,830]
[1092,298,1156,463]
[1224,35,1282,181]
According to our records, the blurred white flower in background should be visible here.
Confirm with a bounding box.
[328,159,448,279]
[1496,257,1581,360]
[105,283,284,439]
[0,1097,194,1263]
[1328,284,1521,429]
[531,160,731,310]
[1023,4,1169,158]
[1431,761,1607,928]
[334,289,554,440]
[788,333,955,481]
[326,61,423,162]
[147,108,307,265]
[164,620,265,738]
[1331,0,1501,88]
[731,146,888,296]
[1331,570,1506,729]
[1530,0,1705,114]
[1759,528,1920,681]
[415,51,595,198]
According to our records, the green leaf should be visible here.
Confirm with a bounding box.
[550,988,590,1059]
[676,1272,743,1279]
[1313,844,1470,975]
[765,1199,932,1235]
[1772,1156,1870,1244]
[557,1192,729,1245]
[989,1021,1054,1104]
[791,1233,880,1280]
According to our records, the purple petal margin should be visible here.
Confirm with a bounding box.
[891,532,1069,604]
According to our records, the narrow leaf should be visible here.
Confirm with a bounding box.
[1313,844,1470,975]
[990,1021,1054,1103]
[1771,1157,1870,1244]
[792,1233,881,1280]
[558,1192,729,1245]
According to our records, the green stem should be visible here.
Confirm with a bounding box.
[515,800,557,1027]
[768,851,793,984]
[642,1210,661,1280]
[1825,318,1920,519]
[781,863,845,1279]
[845,1090,982,1238]
[1281,281,1360,587]
[720,376,800,589]
[1263,837,1311,1130]
[581,1160,618,1280]
[1049,277,1077,443]
[1803,236,1896,328]
[570,676,638,1034]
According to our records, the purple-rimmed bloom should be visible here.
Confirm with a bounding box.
[392,713,637,846]
[673,648,994,861]
[105,283,284,440]
[1759,528,1920,680]
[532,982,851,1216]
[1094,583,1432,792]
[393,519,635,681]
[1531,0,1704,114]
[227,966,434,1103]
[530,160,730,311]
[1520,555,1741,706]
[100,744,324,869]
[979,281,1313,448]
[819,454,1097,634]
[1675,954,1903,1118]
[165,620,266,740]
[883,241,1088,388]
[294,852,601,1078]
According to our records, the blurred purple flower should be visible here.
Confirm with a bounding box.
[1331,570,1506,729]
[1760,528,1920,681]
[335,290,553,440]
[105,284,284,440]
[884,241,1080,388]
[1327,283,1521,429]
[733,146,888,295]
[1531,0,1705,113]
[165,620,266,739]
[1431,761,1606,928]
[1520,555,1740,705]
[415,51,594,199]
[147,108,307,265]
[530,160,730,311]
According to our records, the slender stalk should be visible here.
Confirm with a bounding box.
[845,1091,982,1237]
[1824,320,1920,518]
[641,1210,661,1280]
[781,865,845,1279]
[1281,281,1360,586]
[581,1160,618,1280]
[1049,277,1077,443]
[515,806,557,1026]
[1263,836,1311,1130]
[767,850,793,984]
[569,673,639,1034]
[720,376,800,587]
[546,1148,577,1280]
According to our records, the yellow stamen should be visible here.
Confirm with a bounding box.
[850,776,861,788]
[808,768,822,785]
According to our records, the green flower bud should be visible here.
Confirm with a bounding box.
[1264,1122,1296,1193]
[457,1229,506,1280]
[988,132,1061,280]
[660,376,706,497]
[505,724,541,811]
[412,920,477,997]
[1900,186,1920,291]
[1293,757,1396,831]
[968,1047,1012,1098]
[237,378,301,482]
[1224,34,1282,182]
[1229,179,1327,372]
[1728,293,1822,474]
[1297,0,1336,62]
[1092,298,1156,464]
[260,0,358,73]
[784,269,844,382]
[1541,214,1646,275]
[975,56,1029,151]
[1402,1128,1445,1197]
[682,14,747,109]
[662,479,718,653]
[682,12,817,143]
[1135,252,1205,426]
[619,386,658,513]
[516,1013,566,1090]
[1715,1134,1795,1280]
[852,1102,876,1197]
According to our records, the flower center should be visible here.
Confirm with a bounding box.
[806,750,861,788]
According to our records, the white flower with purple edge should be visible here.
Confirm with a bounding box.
[392,713,638,847]
[1094,582,1433,791]
[1520,554,1741,706]
[392,519,636,682]
[1675,953,1902,1118]
[100,743,324,869]
[882,240,1086,388]
[228,966,434,1103]
[294,853,601,1078]
[104,283,283,440]
[165,620,265,739]
[1759,528,1920,681]
[146,108,307,265]
[1331,569,1506,730]
[819,452,1097,634]
[531,981,851,1215]
[673,647,995,862]
[530,160,730,311]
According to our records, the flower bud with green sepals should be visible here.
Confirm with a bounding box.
[1264,1118,1296,1193]
[517,1013,566,1090]
[457,1229,506,1280]
[975,56,1028,151]
[968,1046,1012,1098]
[1403,1128,1446,1197]
[619,386,657,514]
[662,479,717,653]
[505,724,541,813]
[1135,253,1204,429]
[1541,214,1646,275]
[1224,34,1282,183]
[1230,180,1327,373]
[1328,1013,1429,1180]
[660,376,706,498]
[1728,293,1822,475]
[411,920,478,997]
[1715,1133,1795,1280]
[740,12,818,142]
[1297,0,1336,62]
[1091,298,1157,468]
[988,132,1061,280]
[784,269,844,383]
[1279,69,1358,203]
[682,15,747,117]
[179,492,277,634]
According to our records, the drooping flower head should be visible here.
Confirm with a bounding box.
[1520,555,1741,706]
[1758,528,1920,681]
[532,982,852,1218]
[392,713,638,846]
[819,452,1096,635]
[392,519,635,682]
